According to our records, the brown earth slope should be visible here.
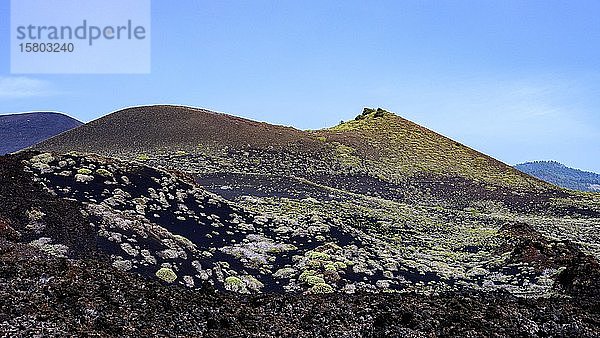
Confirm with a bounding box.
[33,105,544,189]
[32,105,323,155]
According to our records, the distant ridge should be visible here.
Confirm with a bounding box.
[515,160,600,192]
[0,112,82,155]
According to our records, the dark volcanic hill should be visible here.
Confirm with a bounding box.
[0,112,82,155]
[515,160,600,192]
[33,105,322,155]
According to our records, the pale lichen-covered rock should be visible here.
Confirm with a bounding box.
[112,259,133,271]
[75,174,94,183]
[29,237,69,258]
[183,275,195,288]
[121,176,131,185]
[29,153,54,165]
[224,276,247,293]
[120,243,139,257]
[273,267,297,279]
[241,275,264,292]
[140,249,157,265]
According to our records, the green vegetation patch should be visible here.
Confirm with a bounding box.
[156,267,177,283]
[309,283,334,294]
[95,168,113,177]
[136,154,150,161]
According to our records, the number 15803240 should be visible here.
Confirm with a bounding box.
[19,42,75,53]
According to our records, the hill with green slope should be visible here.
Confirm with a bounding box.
[317,108,545,189]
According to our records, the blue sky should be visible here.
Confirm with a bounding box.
[1,1,599,172]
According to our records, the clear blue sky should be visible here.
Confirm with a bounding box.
[1,1,599,172]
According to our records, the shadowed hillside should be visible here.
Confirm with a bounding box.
[0,112,82,155]
[1,151,599,336]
